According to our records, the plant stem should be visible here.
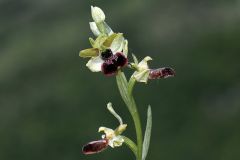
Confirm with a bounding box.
[122,136,138,157]
[116,72,143,160]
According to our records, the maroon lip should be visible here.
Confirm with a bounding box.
[82,139,108,155]
[101,61,118,76]
[149,67,175,79]
[101,52,128,76]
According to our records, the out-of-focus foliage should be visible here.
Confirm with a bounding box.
[0,0,240,160]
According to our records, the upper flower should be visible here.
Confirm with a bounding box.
[80,33,128,76]
[79,6,129,76]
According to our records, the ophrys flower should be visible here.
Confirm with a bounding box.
[80,33,128,76]
[82,103,127,154]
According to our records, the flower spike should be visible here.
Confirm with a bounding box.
[81,6,175,160]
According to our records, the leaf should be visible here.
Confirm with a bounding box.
[79,48,99,58]
[142,105,152,160]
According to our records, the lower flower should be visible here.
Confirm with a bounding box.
[82,103,127,155]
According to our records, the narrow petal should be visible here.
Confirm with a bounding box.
[122,40,128,57]
[89,22,101,36]
[102,22,114,36]
[86,56,104,72]
[89,37,95,47]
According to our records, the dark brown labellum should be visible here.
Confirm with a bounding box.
[101,52,128,76]
[115,52,128,67]
[149,67,175,79]
[101,49,113,60]
[101,60,118,76]
[82,139,108,155]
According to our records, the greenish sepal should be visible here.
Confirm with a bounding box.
[79,48,99,58]
[93,34,108,49]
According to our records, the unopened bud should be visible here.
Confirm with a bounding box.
[91,6,105,23]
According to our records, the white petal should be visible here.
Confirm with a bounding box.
[99,126,115,139]
[138,56,152,70]
[91,6,105,23]
[108,135,124,148]
[133,69,150,83]
[110,34,124,54]
[86,56,104,72]
[102,22,114,36]
[89,22,100,36]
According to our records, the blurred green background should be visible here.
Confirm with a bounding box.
[1,0,240,160]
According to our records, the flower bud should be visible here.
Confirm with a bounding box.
[91,6,105,23]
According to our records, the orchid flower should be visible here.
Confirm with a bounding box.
[82,103,127,154]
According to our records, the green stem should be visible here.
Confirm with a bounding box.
[116,72,143,160]
[130,97,143,160]
[122,136,138,157]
